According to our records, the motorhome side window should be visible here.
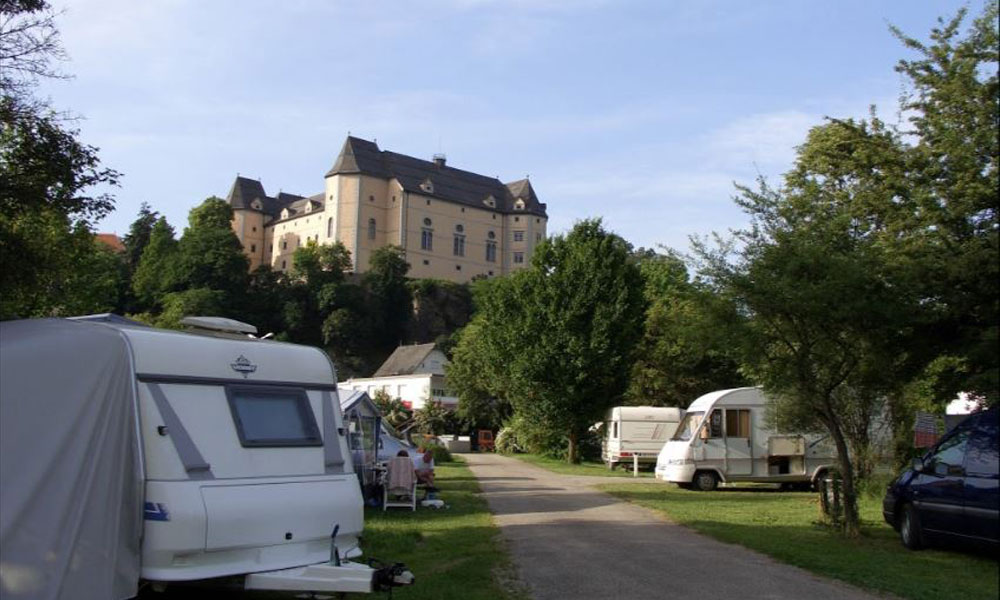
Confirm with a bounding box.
[225,385,323,447]
[708,410,723,438]
[726,409,751,438]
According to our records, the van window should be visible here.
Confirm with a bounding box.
[672,412,704,441]
[708,410,723,438]
[928,429,971,476]
[726,409,751,438]
[966,429,999,477]
[226,386,322,447]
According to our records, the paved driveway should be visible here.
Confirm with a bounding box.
[464,453,885,600]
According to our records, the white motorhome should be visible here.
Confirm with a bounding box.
[603,406,684,469]
[0,318,413,599]
[655,387,836,491]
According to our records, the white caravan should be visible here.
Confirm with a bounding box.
[0,318,412,600]
[655,387,836,491]
[603,406,684,469]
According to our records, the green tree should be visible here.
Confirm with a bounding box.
[131,217,178,311]
[413,400,450,436]
[372,389,412,429]
[171,197,249,305]
[364,245,411,350]
[626,251,746,407]
[121,202,158,274]
[450,220,645,462]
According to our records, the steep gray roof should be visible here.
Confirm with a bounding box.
[226,177,319,221]
[373,343,438,377]
[325,136,547,217]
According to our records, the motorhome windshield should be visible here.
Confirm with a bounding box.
[671,411,704,442]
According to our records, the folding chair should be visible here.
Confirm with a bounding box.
[382,456,417,511]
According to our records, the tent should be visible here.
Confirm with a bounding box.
[0,319,143,600]
[340,391,382,490]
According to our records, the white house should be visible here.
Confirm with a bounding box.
[338,343,457,411]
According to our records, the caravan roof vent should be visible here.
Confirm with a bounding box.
[179,316,258,335]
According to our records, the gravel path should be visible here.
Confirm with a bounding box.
[464,452,886,600]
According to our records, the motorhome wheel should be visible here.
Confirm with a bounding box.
[693,471,718,492]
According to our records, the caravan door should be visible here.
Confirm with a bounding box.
[725,408,752,475]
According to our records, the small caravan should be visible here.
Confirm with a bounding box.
[655,387,836,491]
[602,406,684,469]
[0,318,412,599]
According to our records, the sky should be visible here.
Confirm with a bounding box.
[38,0,974,254]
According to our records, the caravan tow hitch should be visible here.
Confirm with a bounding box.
[370,560,415,591]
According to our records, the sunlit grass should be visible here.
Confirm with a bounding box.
[512,453,654,478]
[598,481,998,600]
[360,457,528,600]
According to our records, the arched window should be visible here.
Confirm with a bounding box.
[368,218,376,240]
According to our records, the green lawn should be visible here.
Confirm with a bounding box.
[598,481,998,600]
[512,453,654,478]
[359,457,527,600]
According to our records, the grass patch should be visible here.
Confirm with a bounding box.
[512,453,654,478]
[360,457,527,600]
[598,482,998,600]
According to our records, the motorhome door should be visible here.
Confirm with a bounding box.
[724,408,752,475]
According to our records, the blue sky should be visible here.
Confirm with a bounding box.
[41,0,973,253]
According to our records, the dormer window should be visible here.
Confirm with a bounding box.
[483,195,496,208]
[305,203,312,213]
[251,199,262,211]
[514,199,525,211]
[280,208,290,219]
[420,178,434,194]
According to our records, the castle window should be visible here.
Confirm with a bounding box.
[282,241,287,250]
[327,218,333,238]
[486,241,497,263]
[513,252,524,264]
[455,224,464,233]
[513,230,524,242]
[423,217,432,226]
[536,218,540,223]
[456,265,462,271]
[368,218,376,240]
[487,231,495,240]
[426,199,431,206]
[492,215,496,220]
[369,195,375,202]
[392,196,396,203]
[423,259,429,265]
[421,229,433,251]
[281,260,287,270]
[488,270,494,276]
[252,226,257,232]
[453,234,465,257]
[251,244,256,253]
[514,217,520,222]
[536,232,542,243]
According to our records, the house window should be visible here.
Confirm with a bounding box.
[513,252,524,264]
[327,217,333,238]
[453,234,465,256]
[368,218,376,240]
[421,229,433,251]
[513,230,524,242]
[486,241,497,263]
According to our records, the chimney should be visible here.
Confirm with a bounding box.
[433,153,446,167]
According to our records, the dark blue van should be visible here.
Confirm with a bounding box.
[883,407,998,550]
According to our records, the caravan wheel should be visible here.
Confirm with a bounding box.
[693,471,718,492]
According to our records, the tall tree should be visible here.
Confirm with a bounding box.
[449,220,645,462]
[364,245,411,350]
[131,217,177,311]
[626,251,746,407]
[0,1,67,100]
[171,197,249,311]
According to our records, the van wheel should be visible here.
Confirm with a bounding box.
[900,504,925,550]
[811,469,828,492]
[693,471,718,492]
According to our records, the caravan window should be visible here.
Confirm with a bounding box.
[226,385,323,447]
[672,412,704,441]
[726,409,751,438]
